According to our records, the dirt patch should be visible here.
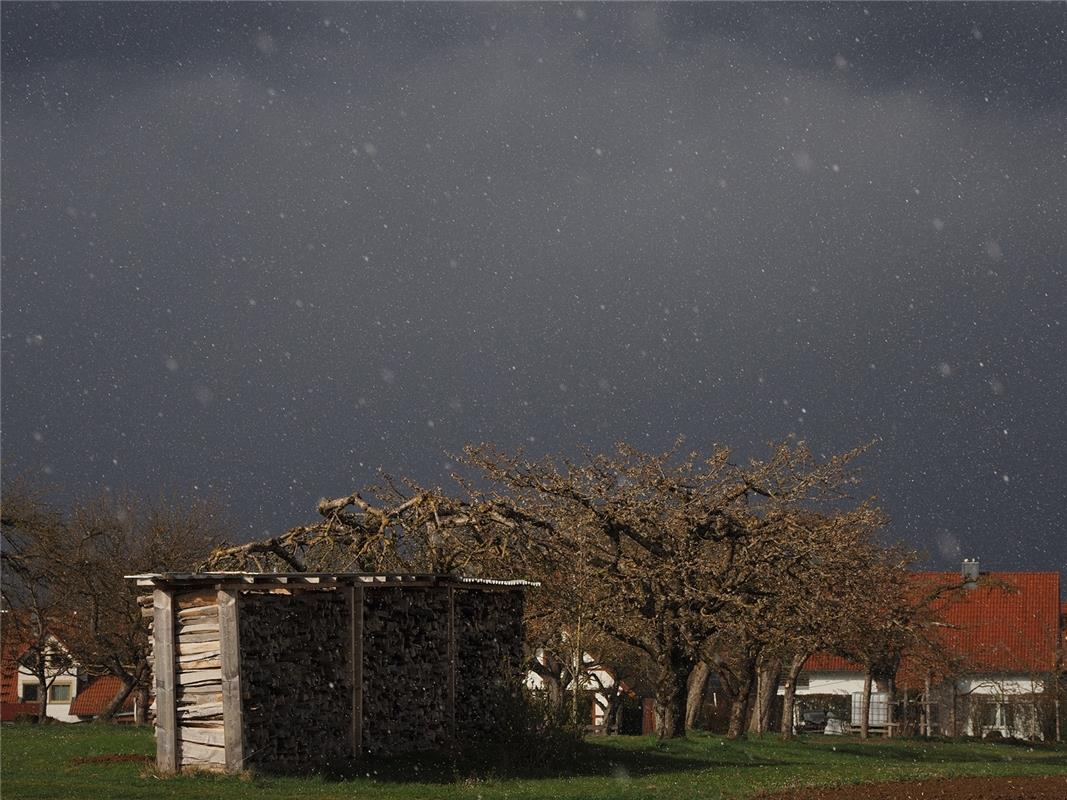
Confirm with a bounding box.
[70,753,152,767]
[755,775,1067,800]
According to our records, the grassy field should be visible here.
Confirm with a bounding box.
[2,723,1065,800]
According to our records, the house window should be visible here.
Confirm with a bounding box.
[48,683,72,703]
[21,683,40,702]
[795,676,810,690]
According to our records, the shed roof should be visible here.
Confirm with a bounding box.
[126,572,539,589]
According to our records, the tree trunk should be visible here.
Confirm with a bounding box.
[33,659,51,724]
[653,649,691,739]
[98,675,137,722]
[717,651,758,740]
[134,685,149,725]
[528,650,565,719]
[859,668,873,739]
[950,682,958,739]
[923,672,932,738]
[886,676,895,736]
[685,661,711,730]
[780,653,809,740]
[749,659,780,735]
[1054,693,1061,744]
[727,682,753,739]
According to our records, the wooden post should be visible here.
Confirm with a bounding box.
[349,585,364,756]
[153,588,179,774]
[218,589,244,773]
[447,586,457,746]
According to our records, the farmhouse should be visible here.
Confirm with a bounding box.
[129,572,533,774]
[0,623,84,723]
[526,649,622,731]
[794,560,1063,739]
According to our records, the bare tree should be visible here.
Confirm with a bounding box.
[700,507,888,739]
[461,439,876,738]
[1,480,77,721]
[206,439,876,739]
[2,481,227,722]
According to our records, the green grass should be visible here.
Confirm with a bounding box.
[2,723,1065,800]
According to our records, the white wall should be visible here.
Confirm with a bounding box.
[526,649,618,726]
[788,671,868,696]
[16,670,81,722]
[956,676,1044,695]
[13,636,82,723]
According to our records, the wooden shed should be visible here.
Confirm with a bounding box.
[128,572,533,774]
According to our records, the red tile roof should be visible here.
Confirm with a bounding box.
[910,571,1060,674]
[805,652,862,671]
[69,675,135,718]
[806,571,1062,677]
[0,622,34,705]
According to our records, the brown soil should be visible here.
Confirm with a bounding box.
[755,775,1067,800]
[70,753,152,766]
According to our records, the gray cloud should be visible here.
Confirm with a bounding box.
[3,4,1064,573]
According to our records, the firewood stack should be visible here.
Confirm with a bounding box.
[238,590,354,772]
[361,587,451,754]
[454,589,525,739]
[138,593,155,719]
[173,590,225,769]
[129,573,532,775]
[138,590,227,769]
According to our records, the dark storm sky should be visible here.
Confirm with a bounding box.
[2,3,1065,576]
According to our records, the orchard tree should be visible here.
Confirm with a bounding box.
[2,481,227,722]
[460,439,875,738]
[1,481,77,721]
[207,438,877,739]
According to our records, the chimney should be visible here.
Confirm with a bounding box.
[961,558,980,589]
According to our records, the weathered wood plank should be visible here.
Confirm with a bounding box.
[177,686,223,699]
[179,740,226,763]
[178,690,223,701]
[177,668,222,685]
[178,657,221,670]
[177,606,219,620]
[176,590,218,609]
[175,632,223,644]
[177,702,223,720]
[218,588,245,774]
[153,589,178,774]
[178,651,221,664]
[177,622,220,635]
[178,641,221,655]
[180,726,226,747]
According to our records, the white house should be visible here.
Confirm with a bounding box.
[526,649,620,729]
[15,634,84,722]
[788,561,1062,740]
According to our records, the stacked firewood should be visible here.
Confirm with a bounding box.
[138,593,156,721]
[174,590,225,769]
[361,587,451,754]
[238,590,353,772]
[139,591,227,770]
[454,589,525,739]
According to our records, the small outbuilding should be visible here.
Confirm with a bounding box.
[128,572,533,774]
